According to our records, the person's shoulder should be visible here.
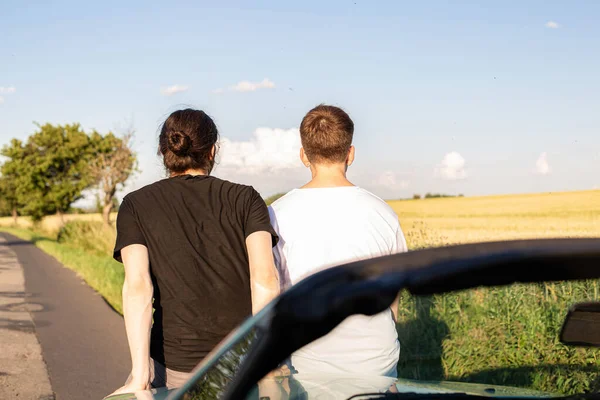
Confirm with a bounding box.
[355,187,389,205]
[267,191,301,230]
[355,188,399,219]
[121,179,165,204]
[269,190,300,213]
[209,176,259,199]
[118,180,171,216]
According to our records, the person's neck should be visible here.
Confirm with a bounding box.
[170,168,207,178]
[302,163,354,189]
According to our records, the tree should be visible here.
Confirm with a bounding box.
[0,176,20,224]
[423,193,460,199]
[3,124,94,222]
[413,194,421,200]
[95,193,121,214]
[1,139,28,224]
[0,175,19,222]
[88,130,137,227]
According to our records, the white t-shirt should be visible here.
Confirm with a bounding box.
[268,186,407,378]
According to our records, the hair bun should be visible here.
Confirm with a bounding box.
[167,130,191,156]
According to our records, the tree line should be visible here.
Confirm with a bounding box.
[413,193,465,200]
[0,123,138,227]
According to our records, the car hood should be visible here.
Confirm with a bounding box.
[273,373,555,399]
[103,387,172,400]
[105,374,555,400]
[394,377,556,397]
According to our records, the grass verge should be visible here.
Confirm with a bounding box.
[0,227,124,314]
[396,282,600,395]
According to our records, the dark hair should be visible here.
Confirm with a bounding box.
[299,104,354,164]
[158,108,219,174]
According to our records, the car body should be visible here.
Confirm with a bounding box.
[106,376,556,400]
[106,238,600,400]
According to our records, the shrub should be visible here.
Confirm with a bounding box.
[424,193,461,199]
[57,220,116,257]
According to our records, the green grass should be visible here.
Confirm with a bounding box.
[56,219,116,257]
[1,226,124,314]
[396,282,600,395]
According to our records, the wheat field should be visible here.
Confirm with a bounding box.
[3,190,599,244]
[389,190,600,249]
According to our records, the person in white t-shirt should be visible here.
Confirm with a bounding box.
[268,104,408,378]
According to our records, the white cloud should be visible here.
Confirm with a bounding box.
[213,128,414,199]
[535,152,551,175]
[545,21,560,29]
[0,87,15,103]
[231,78,275,92]
[436,152,467,180]
[373,171,409,188]
[213,78,276,94]
[160,84,189,96]
[217,127,302,174]
[0,87,16,94]
[212,127,305,196]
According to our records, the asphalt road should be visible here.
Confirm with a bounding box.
[0,234,53,400]
[1,232,131,400]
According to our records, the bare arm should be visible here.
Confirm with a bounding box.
[246,231,280,315]
[108,244,154,396]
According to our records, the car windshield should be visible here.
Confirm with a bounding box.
[174,279,600,400]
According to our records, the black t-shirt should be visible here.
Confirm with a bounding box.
[113,174,278,373]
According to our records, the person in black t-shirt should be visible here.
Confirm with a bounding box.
[107,109,280,397]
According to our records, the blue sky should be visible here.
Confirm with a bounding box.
[1,0,599,200]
